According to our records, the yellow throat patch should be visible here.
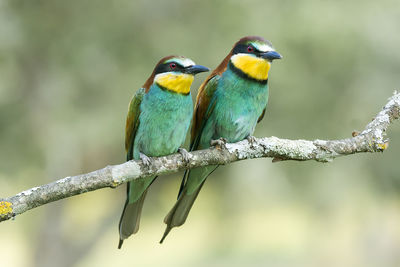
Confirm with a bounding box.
[231,54,271,81]
[154,73,194,94]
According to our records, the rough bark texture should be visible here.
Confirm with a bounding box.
[1,92,399,223]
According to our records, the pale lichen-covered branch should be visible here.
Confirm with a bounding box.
[1,91,399,222]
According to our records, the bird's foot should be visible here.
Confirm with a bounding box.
[140,153,152,167]
[178,148,191,163]
[211,138,227,150]
[246,135,257,147]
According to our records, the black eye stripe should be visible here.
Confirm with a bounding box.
[155,61,185,74]
[233,43,262,55]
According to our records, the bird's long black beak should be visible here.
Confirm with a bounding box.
[261,51,282,61]
[185,65,210,74]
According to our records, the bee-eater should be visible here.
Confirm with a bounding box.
[161,36,282,243]
[118,56,209,248]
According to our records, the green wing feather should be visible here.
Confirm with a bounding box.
[125,87,145,160]
[177,75,220,197]
[189,75,220,151]
[119,87,147,249]
[257,108,266,123]
[161,74,223,244]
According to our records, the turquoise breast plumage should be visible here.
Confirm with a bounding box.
[198,67,269,149]
[133,84,193,159]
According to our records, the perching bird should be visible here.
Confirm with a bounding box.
[118,56,209,248]
[161,36,282,243]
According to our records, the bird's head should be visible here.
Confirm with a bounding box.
[229,36,282,82]
[144,56,209,95]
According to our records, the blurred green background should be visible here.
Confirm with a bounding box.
[1,0,400,266]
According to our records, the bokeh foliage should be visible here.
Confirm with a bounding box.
[0,0,399,266]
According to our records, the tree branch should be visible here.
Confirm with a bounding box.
[1,91,399,222]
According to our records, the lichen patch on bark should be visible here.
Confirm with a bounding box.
[0,201,13,219]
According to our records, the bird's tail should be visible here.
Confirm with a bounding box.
[160,166,217,243]
[118,177,156,249]
[160,182,205,243]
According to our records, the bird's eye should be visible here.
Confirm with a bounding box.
[247,45,254,52]
[169,63,177,69]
